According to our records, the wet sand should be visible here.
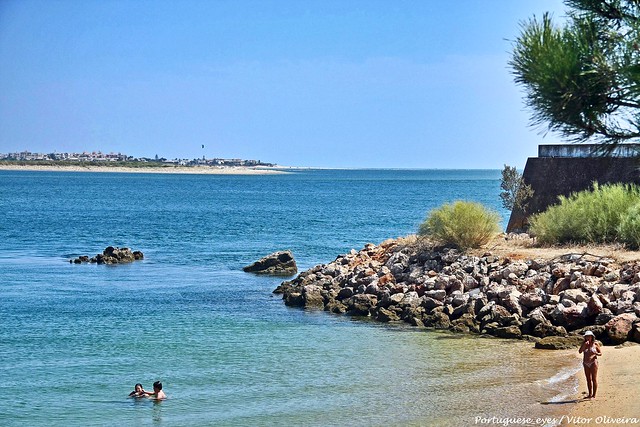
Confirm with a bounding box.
[568,344,640,424]
[558,344,640,426]
[0,164,290,175]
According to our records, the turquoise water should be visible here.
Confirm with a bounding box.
[0,170,577,426]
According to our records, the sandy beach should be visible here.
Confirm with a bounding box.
[555,344,640,426]
[0,164,291,175]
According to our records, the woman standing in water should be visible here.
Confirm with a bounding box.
[579,330,602,399]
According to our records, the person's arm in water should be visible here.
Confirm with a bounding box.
[144,390,165,398]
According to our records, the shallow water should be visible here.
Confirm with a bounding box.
[0,170,578,426]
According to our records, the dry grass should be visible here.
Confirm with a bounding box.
[470,234,640,264]
[376,233,640,266]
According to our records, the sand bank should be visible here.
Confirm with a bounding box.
[557,344,640,426]
[0,164,290,175]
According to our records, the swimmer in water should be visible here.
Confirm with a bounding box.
[145,381,166,400]
[128,383,146,398]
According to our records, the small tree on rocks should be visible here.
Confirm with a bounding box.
[500,164,534,212]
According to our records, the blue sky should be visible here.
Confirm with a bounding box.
[0,0,566,168]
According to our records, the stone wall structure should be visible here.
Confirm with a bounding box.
[506,144,640,232]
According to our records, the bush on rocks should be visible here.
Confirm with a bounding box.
[530,183,640,246]
[618,202,640,249]
[418,201,500,250]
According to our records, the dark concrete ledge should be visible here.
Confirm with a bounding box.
[507,157,640,232]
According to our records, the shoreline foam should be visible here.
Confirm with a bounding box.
[0,164,290,175]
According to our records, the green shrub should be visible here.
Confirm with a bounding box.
[529,183,640,245]
[618,202,640,249]
[418,201,500,250]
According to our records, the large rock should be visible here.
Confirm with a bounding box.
[502,262,528,279]
[284,292,304,307]
[520,289,546,309]
[422,296,444,311]
[534,323,567,338]
[502,295,523,317]
[587,295,604,317]
[633,323,640,344]
[302,285,325,308]
[400,291,421,307]
[605,313,638,344]
[376,307,401,322]
[345,294,377,316]
[548,304,588,330]
[424,311,451,329]
[424,289,446,301]
[574,275,600,293]
[495,325,523,339]
[477,303,512,327]
[534,336,584,350]
[561,289,589,304]
[522,308,566,337]
[243,250,297,276]
[337,287,354,300]
[612,284,631,299]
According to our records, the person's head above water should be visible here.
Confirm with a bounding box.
[134,383,143,392]
[153,381,162,391]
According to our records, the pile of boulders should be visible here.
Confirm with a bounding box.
[70,246,144,265]
[274,239,640,347]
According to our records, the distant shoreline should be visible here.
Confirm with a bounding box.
[0,164,292,175]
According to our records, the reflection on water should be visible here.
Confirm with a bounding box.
[152,400,163,425]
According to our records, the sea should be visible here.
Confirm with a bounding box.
[0,169,581,427]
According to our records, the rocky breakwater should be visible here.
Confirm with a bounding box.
[274,239,640,347]
[70,246,144,265]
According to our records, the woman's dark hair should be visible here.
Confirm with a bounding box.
[153,381,162,390]
[135,383,143,389]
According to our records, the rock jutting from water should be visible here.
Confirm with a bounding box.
[273,238,640,347]
[70,246,144,265]
[243,250,298,276]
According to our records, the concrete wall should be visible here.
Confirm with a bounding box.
[506,157,640,232]
[538,144,640,158]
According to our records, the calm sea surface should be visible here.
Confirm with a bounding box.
[0,169,578,426]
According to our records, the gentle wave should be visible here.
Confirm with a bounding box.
[546,363,581,386]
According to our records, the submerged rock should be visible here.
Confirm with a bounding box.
[534,336,584,350]
[243,250,297,276]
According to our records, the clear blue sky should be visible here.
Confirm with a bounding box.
[0,0,566,168]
